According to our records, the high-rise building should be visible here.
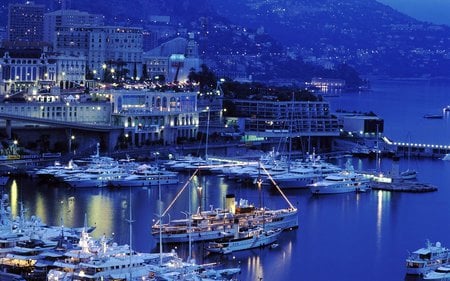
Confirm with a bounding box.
[44,9,104,44]
[7,2,45,42]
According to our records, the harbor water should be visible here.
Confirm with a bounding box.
[4,79,450,281]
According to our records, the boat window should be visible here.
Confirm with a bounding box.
[419,253,431,260]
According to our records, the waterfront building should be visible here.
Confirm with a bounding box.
[0,94,111,124]
[109,89,198,145]
[310,77,346,91]
[230,99,340,146]
[339,114,384,135]
[7,2,45,43]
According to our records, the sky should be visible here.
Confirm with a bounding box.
[378,0,450,26]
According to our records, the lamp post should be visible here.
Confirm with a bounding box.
[68,135,75,155]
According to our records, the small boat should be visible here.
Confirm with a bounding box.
[270,243,279,249]
[423,114,443,119]
[400,169,417,180]
[442,154,450,161]
[406,241,450,275]
[206,226,282,254]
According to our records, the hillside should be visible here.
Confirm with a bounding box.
[2,0,450,79]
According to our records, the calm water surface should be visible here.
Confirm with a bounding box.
[6,80,450,281]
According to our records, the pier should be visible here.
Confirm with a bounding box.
[372,181,438,193]
[384,137,450,159]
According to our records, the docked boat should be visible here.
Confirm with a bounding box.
[108,165,179,188]
[400,169,417,180]
[206,226,281,254]
[423,265,450,280]
[152,195,298,243]
[308,172,371,194]
[406,241,450,275]
[424,114,444,119]
[308,161,371,194]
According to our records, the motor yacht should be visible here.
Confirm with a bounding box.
[406,241,450,275]
[206,226,281,254]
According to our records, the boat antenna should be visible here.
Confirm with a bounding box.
[126,187,134,280]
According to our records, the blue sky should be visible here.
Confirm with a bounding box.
[378,0,450,25]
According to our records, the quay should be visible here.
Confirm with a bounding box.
[371,181,438,193]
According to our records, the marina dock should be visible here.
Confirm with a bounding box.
[371,181,438,193]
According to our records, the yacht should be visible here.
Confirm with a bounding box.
[423,265,450,279]
[308,171,371,194]
[406,241,450,275]
[108,165,179,188]
[152,195,298,243]
[308,160,371,194]
[206,226,281,254]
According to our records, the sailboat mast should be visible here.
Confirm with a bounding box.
[158,168,163,266]
[127,187,134,280]
[205,106,210,160]
[288,92,294,171]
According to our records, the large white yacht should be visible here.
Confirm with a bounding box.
[308,159,371,194]
[108,165,179,188]
[406,241,450,276]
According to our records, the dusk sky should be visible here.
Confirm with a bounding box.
[378,0,450,25]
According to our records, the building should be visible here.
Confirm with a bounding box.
[143,34,201,82]
[7,2,45,42]
[109,89,198,145]
[43,9,104,44]
[0,48,54,94]
[310,77,346,91]
[339,114,384,135]
[229,99,340,149]
[54,25,143,81]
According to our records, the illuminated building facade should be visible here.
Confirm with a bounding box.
[110,89,198,145]
[143,34,200,82]
[0,97,110,124]
[7,2,44,42]
[43,9,104,44]
[53,26,143,81]
[0,48,55,94]
[232,99,340,139]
